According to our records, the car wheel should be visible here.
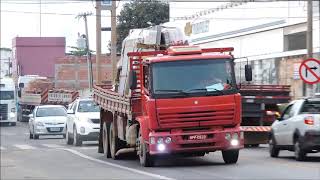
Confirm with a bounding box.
[222,149,239,164]
[294,140,306,161]
[73,126,82,146]
[33,127,39,139]
[138,128,154,167]
[269,136,280,158]
[103,122,111,158]
[66,128,74,145]
[109,122,121,160]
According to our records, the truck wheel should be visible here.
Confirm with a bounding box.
[73,126,82,146]
[34,134,39,139]
[103,122,111,158]
[294,140,306,161]
[11,122,16,126]
[66,127,74,145]
[138,129,154,167]
[222,149,239,164]
[269,137,280,158]
[109,122,120,159]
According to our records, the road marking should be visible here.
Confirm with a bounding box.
[14,144,36,150]
[61,148,175,180]
[42,144,64,148]
[79,146,97,150]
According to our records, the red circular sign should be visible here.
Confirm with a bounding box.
[299,58,320,84]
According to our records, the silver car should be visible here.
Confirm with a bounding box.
[29,105,67,139]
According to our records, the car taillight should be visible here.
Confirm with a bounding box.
[304,116,314,125]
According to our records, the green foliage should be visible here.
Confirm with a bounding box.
[116,0,169,52]
[68,46,94,56]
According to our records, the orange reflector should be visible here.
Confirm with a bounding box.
[304,116,314,125]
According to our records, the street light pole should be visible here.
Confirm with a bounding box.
[306,0,313,97]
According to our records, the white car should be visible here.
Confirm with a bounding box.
[29,105,67,139]
[66,98,100,146]
[269,97,320,161]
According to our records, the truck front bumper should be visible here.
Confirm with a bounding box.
[148,127,243,155]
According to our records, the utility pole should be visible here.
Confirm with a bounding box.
[96,1,102,84]
[306,0,313,97]
[77,12,93,91]
[39,0,42,37]
[111,0,117,83]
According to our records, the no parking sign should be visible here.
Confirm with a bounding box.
[299,58,320,84]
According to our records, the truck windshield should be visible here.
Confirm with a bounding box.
[0,91,14,100]
[152,59,236,98]
[78,100,100,112]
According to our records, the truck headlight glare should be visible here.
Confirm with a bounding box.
[157,144,166,151]
[231,139,239,146]
[157,137,164,144]
[165,137,172,144]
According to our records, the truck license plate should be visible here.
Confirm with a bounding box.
[50,127,60,132]
[189,134,207,140]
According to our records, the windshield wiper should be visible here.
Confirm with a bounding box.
[186,88,224,95]
[155,89,189,96]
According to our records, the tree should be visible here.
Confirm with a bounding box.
[115,0,169,52]
[68,46,94,56]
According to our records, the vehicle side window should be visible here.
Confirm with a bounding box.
[282,104,293,120]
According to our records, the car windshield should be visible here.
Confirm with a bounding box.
[0,91,14,100]
[152,59,236,97]
[78,100,100,112]
[36,107,67,117]
[301,101,320,114]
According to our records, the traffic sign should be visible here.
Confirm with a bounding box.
[299,58,320,84]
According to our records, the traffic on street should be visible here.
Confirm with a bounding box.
[1,0,320,179]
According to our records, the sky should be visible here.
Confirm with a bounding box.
[0,0,125,53]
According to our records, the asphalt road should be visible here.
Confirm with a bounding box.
[1,122,319,180]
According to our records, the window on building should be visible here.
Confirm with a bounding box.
[284,31,307,51]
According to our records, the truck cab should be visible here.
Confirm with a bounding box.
[0,77,17,126]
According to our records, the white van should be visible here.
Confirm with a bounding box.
[0,77,17,126]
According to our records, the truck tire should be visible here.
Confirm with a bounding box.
[294,140,306,161]
[109,122,120,159]
[103,122,111,158]
[34,134,39,139]
[66,127,74,145]
[269,136,280,158]
[73,126,82,146]
[138,129,154,167]
[222,149,239,164]
[29,131,33,139]
[10,122,16,126]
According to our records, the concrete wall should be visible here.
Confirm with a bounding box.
[12,37,65,78]
[54,55,115,89]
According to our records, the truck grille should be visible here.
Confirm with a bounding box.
[157,105,235,128]
[0,104,8,121]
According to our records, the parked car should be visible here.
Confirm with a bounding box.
[29,105,67,139]
[269,97,320,161]
[65,98,100,146]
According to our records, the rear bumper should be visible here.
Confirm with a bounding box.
[148,127,243,155]
[301,130,320,151]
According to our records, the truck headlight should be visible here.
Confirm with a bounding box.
[10,112,16,118]
[165,137,172,144]
[157,137,164,144]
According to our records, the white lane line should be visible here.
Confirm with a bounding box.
[61,148,175,180]
[41,144,64,148]
[79,146,97,150]
[0,146,5,151]
[14,144,36,150]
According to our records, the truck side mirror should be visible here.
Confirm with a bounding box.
[245,65,252,82]
[19,83,24,88]
[129,71,137,90]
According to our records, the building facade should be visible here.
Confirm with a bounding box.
[12,37,66,79]
[0,48,12,77]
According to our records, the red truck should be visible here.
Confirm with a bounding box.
[94,45,251,167]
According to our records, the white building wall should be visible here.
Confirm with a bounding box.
[0,49,12,77]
